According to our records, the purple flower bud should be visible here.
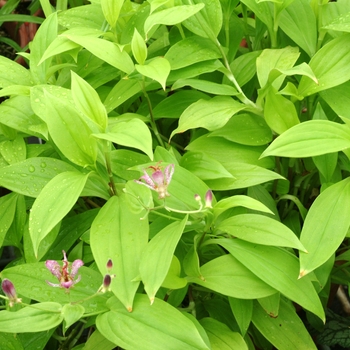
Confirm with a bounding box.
[103,274,112,289]
[205,190,213,208]
[1,279,22,306]
[106,259,113,271]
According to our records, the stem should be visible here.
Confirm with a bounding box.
[241,4,253,51]
[104,142,118,196]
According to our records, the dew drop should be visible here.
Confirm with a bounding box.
[29,165,35,172]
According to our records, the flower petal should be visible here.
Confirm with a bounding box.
[71,259,84,278]
[45,260,62,279]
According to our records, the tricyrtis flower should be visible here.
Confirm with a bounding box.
[1,279,22,307]
[45,250,84,289]
[135,164,174,199]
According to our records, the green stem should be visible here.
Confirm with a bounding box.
[104,142,118,196]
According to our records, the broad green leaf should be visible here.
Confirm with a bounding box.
[200,318,248,350]
[31,86,98,167]
[0,55,33,87]
[299,178,350,277]
[0,302,63,333]
[230,51,261,87]
[1,264,107,315]
[135,57,171,90]
[240,0,273,32]
[164,36,221,70]
[62,304,85,329]
[229,298,253,337]
[313,153,338,183]
[93,119,153,160]
[182,0,223,40]
[71,72,108,132]
[183,233,203,279]
[0,333,23,350]
[261,120,350,158]
[101,0,124,28]
[63,35,134,74]
[170,97,246,139]
[257,293,280,318]
[209,113,272,146]
[278,0,317,57]
[97,294,211,350]
[140,216,188,303]
[0,157,77,198]
[213,195,273,220]
[172,79,237,96]
[29,12,58,84]
[131,28,147,65]
[180,151,234,180]
[298,34,350,96]
[161,255,187,289]
[216,214,306,251]
[0,135,26,164]
[186,254,277,299]
[264,87,300,134]
[323,10,350,33]
[144,4,205,36]
[213,239,325,321]
[252,299,317,349]
[90,195,149,311]
[29,171,90,257]
[83,330,116,350]
[0,193,18,247]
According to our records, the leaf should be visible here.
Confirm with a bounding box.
[0,302,63,333]
[170,96,246,139]
[135,57,171,90]
[90,195,149,311]
[0,333,24,350]
[71,72,108,132]
[161,255,187,290]
[216,214,306,251]
[278,0,317,57]
[29,171,90,257]
[93,119,153,160]
[323,10,350,33]
[83,330,116,350]
[261,120,350,158]
[0,136,26,164]
[164,36,222,70]
[229,298,253,337]
[140,216,188,303]
[131,28,147,65]
[144,4,205,36]
[298,34,350,96]
[299,178,350,277]
[101,0,124,28]
[63,35,134,74]
[213,239,325,321]
[186,254,277,299]
[264,87,300,134]
[252,299,317,349]
[200,318,248,350]
[62,304,85,329]
[0,157,77,198]
[172,79,238,96]
[0,55,33,87]
[96,294,211,350]
[240,0,273,32]
[0,193,18,247]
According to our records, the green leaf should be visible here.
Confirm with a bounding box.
[278,0,317,57]
[0,333,24,350]
[144,4,205,36]
[264,87,300,134]
[161,255,187,290]
[140,216,188,303]
[200,318,248,350]
[213,239,325,321]
[0,303,63,333]
[90,195,149,312]
[298,34,350,96]
[164,36,221,70]
[135,57,171,90]
[186,254,277,299]
[63,35,134,74]
[96,294,211,350]
[0,56,33,87]
[170,96,246,139]
[261,120,350,158]
[31,86,98,167]
[0,193,18,247]
[209,113,272,146]
[229,298,253,337]
[101,0,124,28]
[182,0,223,40]
[2,263,107,315]
[252,299,317,349]
[83,330,116,350]
[0,157,77,198]
[216,214,306,251]
[323,10,350,33]
[299,178,350,277]
[93,119,153,160]
[0,135,26,165]
[29,171,90,257]
[71,72,108,132]
[240,0,273,33]
[313,153,338,183]
[62,304,85,329]
[131,28,148,65]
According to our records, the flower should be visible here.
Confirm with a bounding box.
[1,279,22,307]
[135,163,174,199]
[45,250,84,289]
[205,190,213,208]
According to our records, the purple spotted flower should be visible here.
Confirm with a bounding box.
[1,279,22,307]
[45,250,84,289]
[135,163,174,199]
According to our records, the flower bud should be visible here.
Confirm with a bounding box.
[1,279,22,307]
[106,259,113,271]
[205,190,213,208]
